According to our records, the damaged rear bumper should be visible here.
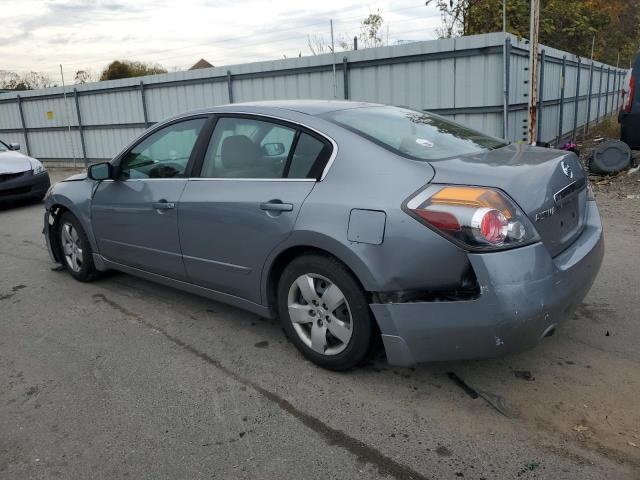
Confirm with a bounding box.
[371,201,604,367]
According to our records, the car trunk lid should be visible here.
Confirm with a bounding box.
[430,144,588,257]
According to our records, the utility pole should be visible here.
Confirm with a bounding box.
[527,0,540,144]
[503,0,506,33]
[502,0,508,139]
[330,19,337,99]
[60,64,77,167]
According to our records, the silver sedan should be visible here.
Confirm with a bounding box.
[43,101,604,370]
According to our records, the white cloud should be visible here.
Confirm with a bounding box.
[1,0,441,79]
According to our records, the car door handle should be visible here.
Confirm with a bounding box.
[153,201,175,210]
[260,201,293,212]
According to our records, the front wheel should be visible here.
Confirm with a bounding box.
[58,212,99,282]
[277,254,374,370]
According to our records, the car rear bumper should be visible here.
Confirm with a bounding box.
[0,171,50,203]
[371,200,604,366]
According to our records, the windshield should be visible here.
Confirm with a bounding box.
[0,141,8,153]
[323,106,507,161]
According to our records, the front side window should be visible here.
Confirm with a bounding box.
[201,117,296,178]
[322,106,506,161]
[118,118,206,179]
[0,141,8,152]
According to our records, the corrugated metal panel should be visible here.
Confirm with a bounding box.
[80,90,144,125]
[83,127,145,159]
[0,102,22,130]
[29,130,82,159]
[22,96,78,128]
[0,32,627,163]
[0,132,26,147]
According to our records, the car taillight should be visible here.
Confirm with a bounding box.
[623,75,636,113]
[404,185,539,251]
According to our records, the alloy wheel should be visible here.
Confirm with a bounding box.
[287,273,353,355]
[61,222,83,273]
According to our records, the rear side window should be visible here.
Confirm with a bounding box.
[199,116,332,179]
[322,106,506,161]
[286,132,329,178]
[201,117,296,178]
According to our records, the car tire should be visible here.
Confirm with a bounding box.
[57,211,99,282]
[277,254,374,371]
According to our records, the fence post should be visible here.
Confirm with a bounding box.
[16,95,30,156]
[342,57,349,100]
[557,55,566,142]
[73,88,88,166]
[502,37,511,139]
[572,57,581,140]
[615,69,620,113]
[139,81,149,128]
[614,70,620,112]
[536,49,545,144]
[585,61,594,134]
[226,70,234,103]
[596,66,603,122]
[604,67,611,116]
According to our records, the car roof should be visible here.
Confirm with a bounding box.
[228,100,382,115]
[179,100,382,118]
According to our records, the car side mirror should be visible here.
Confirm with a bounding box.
[87,162,113,180]
[8,143,20,151]
[262,142,285,156]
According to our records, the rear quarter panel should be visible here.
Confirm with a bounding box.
[262,119,475,296]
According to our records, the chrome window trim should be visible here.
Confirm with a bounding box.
[101,177,315,183]
[188,178,316,182]
[107,110,338,182]
[100,178,188,182]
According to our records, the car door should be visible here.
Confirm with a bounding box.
[91,116,208,280]
[178,114,333,304]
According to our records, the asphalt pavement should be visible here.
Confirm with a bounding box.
[0,169,638,479]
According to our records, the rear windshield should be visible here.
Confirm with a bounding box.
[322,106,507,161]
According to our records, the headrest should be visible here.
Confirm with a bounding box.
[221,135,261,170]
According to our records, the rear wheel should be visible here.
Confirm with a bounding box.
[277,254,374,370]
[58,212,99,282]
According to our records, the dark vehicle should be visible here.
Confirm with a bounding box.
[0,140,50,203]
[619,51,639,149]
[44,101,603,370]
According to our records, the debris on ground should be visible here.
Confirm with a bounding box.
[588,140,632,174]
[447,372,478,399]
[573,424,590,433]
[512,370,535,381]
[477,390,520,418]
[447,372,519,418]
[526,461,540,471]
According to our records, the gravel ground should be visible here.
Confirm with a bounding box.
[0,168,638,479]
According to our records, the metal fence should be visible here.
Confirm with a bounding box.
[0,32,627,166]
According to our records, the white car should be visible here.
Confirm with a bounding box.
[0,140,50,203]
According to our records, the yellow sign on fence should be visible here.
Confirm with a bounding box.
[46,111,54,120]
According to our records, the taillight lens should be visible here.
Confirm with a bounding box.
[623,75,635,113]
[405,185,539,251]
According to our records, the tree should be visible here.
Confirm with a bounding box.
[426,0,640,65]
[74,70,95,84]
[0,70,54,90]
[100,60,167,81]
[359,10,385,48]
[306,11,386,56]
[307,34,332,55]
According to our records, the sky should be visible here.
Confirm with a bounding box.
[1,0,442,82]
